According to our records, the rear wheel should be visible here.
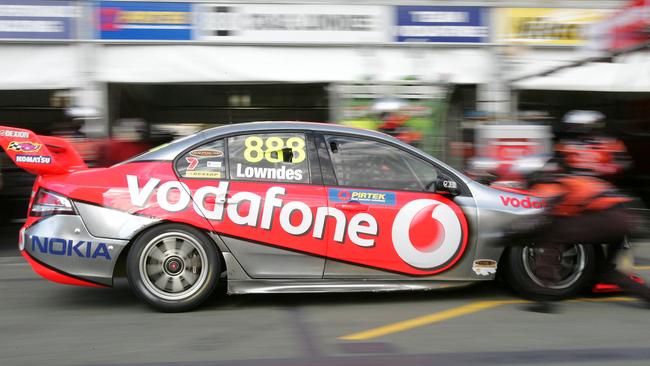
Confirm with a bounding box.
[503,244,596,301]
[127,224,220,312]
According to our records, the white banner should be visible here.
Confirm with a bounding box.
[195,4,391,43]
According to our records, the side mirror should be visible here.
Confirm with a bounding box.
[432,175,460,196]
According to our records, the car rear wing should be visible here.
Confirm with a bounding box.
[0,126,87,175]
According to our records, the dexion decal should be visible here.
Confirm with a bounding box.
[0,129,29,138]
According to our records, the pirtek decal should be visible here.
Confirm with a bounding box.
[329,188,396,206]
[500,195,546,209]
[31,236,112,260]
[127,175,467,271]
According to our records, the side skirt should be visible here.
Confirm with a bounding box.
[223,252,474,294]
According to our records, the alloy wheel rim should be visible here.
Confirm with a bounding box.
[522,244,586,290]
[139,232,209,301]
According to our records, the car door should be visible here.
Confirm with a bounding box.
[319,134,476,279]
[176,131,327,279]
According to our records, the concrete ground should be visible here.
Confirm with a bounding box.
[1,237,649,366]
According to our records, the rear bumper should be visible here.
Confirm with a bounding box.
[21,250,106,288]
[22,215,128,286]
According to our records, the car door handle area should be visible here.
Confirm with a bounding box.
[334,202,369,212]
[206,194,230,204]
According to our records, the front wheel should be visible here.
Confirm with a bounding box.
[503,244,596,301]
[127,224,220,312]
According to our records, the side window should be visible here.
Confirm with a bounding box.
[228,133,310,184]
[176,139,226,179]
[326,135,437,191]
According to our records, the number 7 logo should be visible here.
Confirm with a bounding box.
[185,157,199,171]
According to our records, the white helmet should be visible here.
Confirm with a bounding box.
[563,110,605,125]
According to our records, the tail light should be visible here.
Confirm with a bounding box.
[30,189,75,217]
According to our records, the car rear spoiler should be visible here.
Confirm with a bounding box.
[0,126,87,175]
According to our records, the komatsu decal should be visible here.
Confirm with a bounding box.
[16,155,51,164]
[31,236,112,260]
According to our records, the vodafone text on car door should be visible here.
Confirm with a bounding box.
[320,135,470,278]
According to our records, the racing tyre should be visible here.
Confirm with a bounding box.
[503,244,596,301]
[127,224,220,312]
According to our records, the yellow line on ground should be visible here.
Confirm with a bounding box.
[634,265,650,271]
[339,296,640,341]
[572,296,636,303]
[339,299,527,341]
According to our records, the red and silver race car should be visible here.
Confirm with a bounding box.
[0,122,596,311]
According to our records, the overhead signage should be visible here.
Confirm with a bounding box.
[98,1,192,40]
[495,8,612,45]
[0,0,77,40]
[395,6,489,43]
[195,4,390,43]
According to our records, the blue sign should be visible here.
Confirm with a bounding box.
[98,2,192,40]
[395,6,488,43]
[328,188,396,206]
[0,0,76,40]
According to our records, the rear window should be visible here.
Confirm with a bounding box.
[176,139,226,179]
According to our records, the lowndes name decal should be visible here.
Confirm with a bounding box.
[234,163,304,181]
[126,175,467,272]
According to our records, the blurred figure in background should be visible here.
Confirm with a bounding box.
[556,110,631,179]
[97,119,152,166]
[511,111,650,312]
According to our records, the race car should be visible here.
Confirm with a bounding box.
[0,122,597,311]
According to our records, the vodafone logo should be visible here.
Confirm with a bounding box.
[127,175,468,274]
[391,199,466,270]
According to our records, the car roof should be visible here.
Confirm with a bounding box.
[125,121,469,182]
[131,121,396,162]
[202,121,393,141]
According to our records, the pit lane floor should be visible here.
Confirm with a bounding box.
[1,246,650,366]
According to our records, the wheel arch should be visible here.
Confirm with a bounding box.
[111,221,227,281]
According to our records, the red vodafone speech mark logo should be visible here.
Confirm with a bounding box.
[391,198,467,270]
[408,204,444,252]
